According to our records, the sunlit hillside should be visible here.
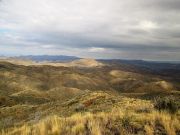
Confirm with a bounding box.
[0,59,180,135]
[1,91,180,135]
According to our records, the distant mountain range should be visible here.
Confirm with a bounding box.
[14,55,80,62]
[1,55,179,63]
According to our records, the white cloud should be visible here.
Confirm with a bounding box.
[41,45,55,49]
[88,47,106,52]
[139,20,158,31]
[0,0,180,60]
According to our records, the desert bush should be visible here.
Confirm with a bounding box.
[121,116,131,129]
[154,96,179,113]
[74,103,85,112]
[0,96,6,106]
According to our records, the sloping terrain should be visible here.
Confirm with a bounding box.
[0,60,179,109]
[0,60,179,135]
[1,91,180,135]
[0,58,103,68]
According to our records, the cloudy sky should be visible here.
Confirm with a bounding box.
[0,0,180,60]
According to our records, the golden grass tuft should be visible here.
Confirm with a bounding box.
[1,107,179,135]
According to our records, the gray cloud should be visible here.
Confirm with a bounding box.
[0,0,180,60]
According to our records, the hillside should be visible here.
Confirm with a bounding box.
[1,91,180,135]
[0,59,180,135]
[0,58,103,68]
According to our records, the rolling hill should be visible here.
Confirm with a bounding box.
[0,58,179,135]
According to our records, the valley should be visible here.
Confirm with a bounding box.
[0,58,179,135]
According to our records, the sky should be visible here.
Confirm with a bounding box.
[0,0,180,60]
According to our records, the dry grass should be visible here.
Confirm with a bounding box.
[1,108,179,135]
[1,91,179,135]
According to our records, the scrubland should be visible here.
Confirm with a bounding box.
[1,91,180,135]
[0,61,179,135]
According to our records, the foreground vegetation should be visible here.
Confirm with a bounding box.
[1,108,180,135]
[1,91,180,135]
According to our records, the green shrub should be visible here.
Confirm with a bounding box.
[154,96,179,113]
[121,116,131,129]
